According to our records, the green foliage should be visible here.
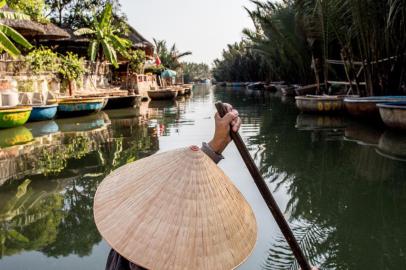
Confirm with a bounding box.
[235,0,406,94]
[144,64,164,75]
[45,0,126,29]
[7,0,48,23]
[58,52,86,81]
[0,0,33,58]
[127,49,146,74]
[182,62,211,83]
[74,2,131,68]
[153,39,192,71]
[212,40,271,82]
[26,46,60,74]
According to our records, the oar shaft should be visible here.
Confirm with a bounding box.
[215,102,312,270]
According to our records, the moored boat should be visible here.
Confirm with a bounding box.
[57,98,104,117]
[295,95,345,114]
[0,106,32,129]
[104,95,140,110]
[377,102,406,130]
[28,104,58,122]
[147,88,178,100]
[247,82,266,90]
[344,96,406,119]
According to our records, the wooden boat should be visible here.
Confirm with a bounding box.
[0,106,32,129]
[295,95,345,113]
[57,98,104,117]
[104,95,140,110]
[247,82,266,90]
[147,88,178,100]
[28,104,58,122]
[344,96,406,119]
[377,102,406,130]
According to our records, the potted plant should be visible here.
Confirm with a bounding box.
[58,52,86,96]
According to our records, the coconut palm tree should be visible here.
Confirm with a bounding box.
[74,2,131,68]
[0,0,33,58]
[153,38,192,71]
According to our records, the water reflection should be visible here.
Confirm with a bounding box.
[0,104,161,264]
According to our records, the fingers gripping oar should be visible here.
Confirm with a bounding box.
[215,102,312,270]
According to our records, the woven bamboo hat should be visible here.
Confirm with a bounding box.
[94,146,257,270]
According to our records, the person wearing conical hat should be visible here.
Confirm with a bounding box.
[101,103,243,270]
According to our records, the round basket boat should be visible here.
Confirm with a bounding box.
[377,102,406,130]
[57,98,104,117]
[94,146,257,270]
[344,96,406,119]
[0,106,32,129]
[147,89,178,100]
[28,104,58,122]
[295,95,344,113]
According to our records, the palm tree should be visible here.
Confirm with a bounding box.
[153,38,192,71]
[74,2,131,68]
[0,0,33,58]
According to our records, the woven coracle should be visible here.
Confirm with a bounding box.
[94,146,257,270]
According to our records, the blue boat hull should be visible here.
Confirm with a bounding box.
[57,101,104,118]
[28,105,58,122]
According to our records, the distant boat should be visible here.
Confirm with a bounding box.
[28,104,58,122]
[147,89,178,100]
[0,106,32,129]
[247,82,266,90]
[295,95,345,114]
[57,98,104,117]
[104,95,141,110]
[344,96,406,120]
[377,102,406,130]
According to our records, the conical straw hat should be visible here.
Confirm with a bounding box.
[94,146,257,270]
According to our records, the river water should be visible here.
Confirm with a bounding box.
[1,85,406,270]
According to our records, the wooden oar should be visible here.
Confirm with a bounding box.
[215,101,312,270]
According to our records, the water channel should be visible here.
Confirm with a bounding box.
[1,85,406,269]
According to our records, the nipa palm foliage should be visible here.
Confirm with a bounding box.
[242,0,313,84]
[216,0,406,95]
[74,2,131,68]
[0,0,33,58]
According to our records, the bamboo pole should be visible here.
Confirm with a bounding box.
[215,101,312,270]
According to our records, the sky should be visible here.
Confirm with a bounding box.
[120,0,255,66]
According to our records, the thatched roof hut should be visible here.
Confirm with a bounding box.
[127,24,154,57]
[0,6,69,40]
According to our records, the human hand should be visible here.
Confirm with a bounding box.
[208,103,241,154]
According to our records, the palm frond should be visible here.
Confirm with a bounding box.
[0,24,32,49]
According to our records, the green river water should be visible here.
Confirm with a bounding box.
[0,85,406,270]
